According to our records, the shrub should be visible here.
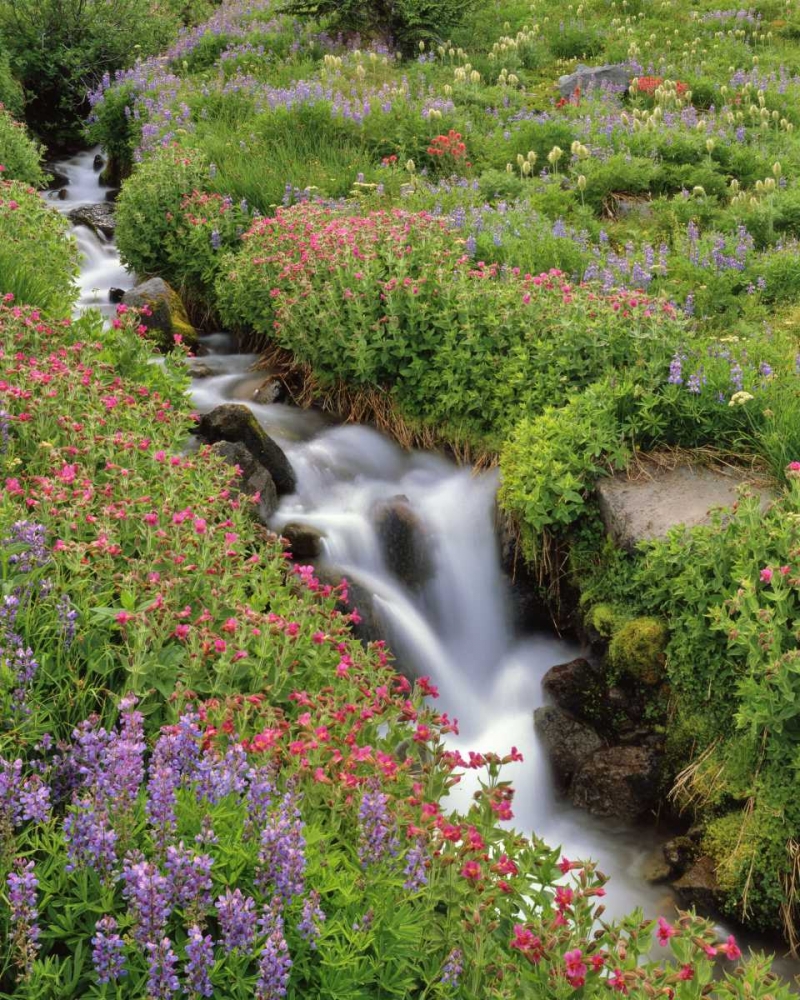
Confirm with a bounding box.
[0,179,77,312]
[278,0,479,56]
[0,105,46,186]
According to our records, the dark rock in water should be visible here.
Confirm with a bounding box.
[569,745,662,820]
[93,153,105,171]
[109,287,126,304]
[663,836,697,878]
[556,63,632,99]
[282,522,324,559]
[494,503,551,630]
[45,168,69,190]
[197,403,296,496]
[122,277,198,352]
[673,857,723,914]
[534,706,604,786]
[68,203,116,238]
[209,440,278,523]
[186,358,217,379]
[57,188,68,201]
[373,496,432,589]
[104,189,120,204]
[253,377,285,405]
[542,658,605,721]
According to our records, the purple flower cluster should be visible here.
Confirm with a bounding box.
[216,887,257,952]
[7,859,40,977]
[256,901,292,1000]
[121,856,173,945]
[297,889,326,948]
[92,915,127,983]
[185,924,215,997]
[146,937,180,999]
[441,947,463,987]
[257,789,306,900]
[165,843,214,917]
[358,784,399,869]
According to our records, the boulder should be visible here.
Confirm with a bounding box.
[45,168,69,190]
[109,287,126,304]
[104,189,120,204]
[197,403,296,496]
[209,440,278,523]
[68,203,117,238]
[642,850,673,885]
[254,377,285,405]
[557,63,632,99]
[596,463,774,552]
[57,188,68,201]
[534,706,604,786]
[569,745,663,820]
[663,836,698,878]
[542,657,605,720]
[282,522,325,560]
[373,496,433,589]
[93,153,105,171]
[186,358,217,379]
[673,856,723,915]
[122,277,198,352]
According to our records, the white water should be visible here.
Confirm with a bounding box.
[49,151,798,975]
[44,147,130,317]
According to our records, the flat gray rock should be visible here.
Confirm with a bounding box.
[556,63,631,99]
[596,464,774,551]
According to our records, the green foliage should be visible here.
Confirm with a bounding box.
[0,104,45,185]
[0,46,22,117]
[0,178,77,312]
[607,617,667,685]
[278,0,479,56]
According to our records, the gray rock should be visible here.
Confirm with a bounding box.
[253,377,285,405]
[534,706,604,786]
[68,203,116,238]
[596,463,775,551]
[122,277,198,352]
[45,168,69,190]
[57,188,68,201]
[373,496,433,589]
[557,63,632,99]
[642,850,673,885]
[673,856,723,914]
[198,403,296,496]
[282,522,324,560]
[663,836,697,877]
[209,440,278,523]
[186,358,217,379]
[93,153,105,171]
[542,658,604,720]
[109,287,126,304]
[104,189,120,204]
[569,745,662,820]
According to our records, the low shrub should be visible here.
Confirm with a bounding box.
[0,106,46,187]
[0,179,77,312]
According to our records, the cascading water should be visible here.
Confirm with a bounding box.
[48,149,798,976]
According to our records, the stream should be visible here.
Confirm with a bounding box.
[46,148,798,975]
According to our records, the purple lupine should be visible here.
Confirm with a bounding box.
[402,841,428,891]
[441,947,463,987]
[730,362,744,392]
[7,859,40,976]
[257,790,306,901]
[185,924,215,997]
[215,888,257,953]
[146,763,179,849]
[686,369,704,394]
[193,743,248,805]
[667,353,683,385]
[121,857,172,945]
[91,915,127,983]
[297,890,326,949]
[357,785,399,869]
[210,229,221,250]
[146,937,180,999]
[56,594,79,651]
[165,843,213,917]
[0,409,9,453]
[255,901,292,1000]
[245,765,274,836]
[4,520,48,573]
[19,775,50,824]
[64,797,118,876]
[0,757,23,832]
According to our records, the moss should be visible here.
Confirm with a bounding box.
[608,616,667,686]
[585,602,619,639]
[702,811,752,893]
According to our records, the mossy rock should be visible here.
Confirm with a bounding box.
[122,277,198,352]
[586,602,619,639]
[608,616,667,686]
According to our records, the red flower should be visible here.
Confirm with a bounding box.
[460,860,482,881]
